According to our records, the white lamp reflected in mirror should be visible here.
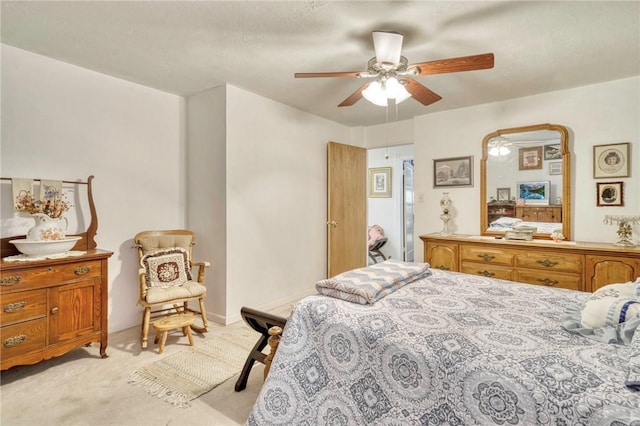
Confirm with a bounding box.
[488,136,511,156]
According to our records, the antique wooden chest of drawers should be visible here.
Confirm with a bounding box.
[1,250,112,370]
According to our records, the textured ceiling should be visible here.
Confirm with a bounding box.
[2,1,639,127]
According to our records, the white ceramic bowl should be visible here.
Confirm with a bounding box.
[10,236,82,257]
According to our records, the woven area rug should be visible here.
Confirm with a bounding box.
[128,325,257,408]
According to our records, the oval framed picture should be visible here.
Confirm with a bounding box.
[593,142,630,178]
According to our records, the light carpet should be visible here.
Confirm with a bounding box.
[128,325,258,408]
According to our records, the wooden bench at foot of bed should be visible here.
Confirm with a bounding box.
[235,307,288,392]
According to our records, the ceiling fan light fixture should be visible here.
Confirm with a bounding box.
[362,81,388,106]
[363,78,412,106]
[385,77,411,104]
[372,31,403,67]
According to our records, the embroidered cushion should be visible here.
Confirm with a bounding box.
[141,248,192,289]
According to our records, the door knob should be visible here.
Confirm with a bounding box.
[327,221,337,228]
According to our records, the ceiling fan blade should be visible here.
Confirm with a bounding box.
[338,83,370,107]
[372,30,403,66]
[412,53,494,76]
[401,79,442,106]
[295,71,362,78]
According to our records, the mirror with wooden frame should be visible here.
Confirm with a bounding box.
[480,123,571,240]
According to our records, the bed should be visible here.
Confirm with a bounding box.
[248,268,640,425]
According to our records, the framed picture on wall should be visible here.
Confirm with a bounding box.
[593,142,630,178]
[596,181,624,207]
[519,146,543,170]
[433,156,473,188]
[369,167,392,198]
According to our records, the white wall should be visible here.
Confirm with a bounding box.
[367,144,414,261]
[363,119,413,148]
[223,85,354,323]
[413,77,640,262]
[186,86,228,323]
[1,45,186,332]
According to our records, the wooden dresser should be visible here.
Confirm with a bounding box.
[1,250,112,370]
[0,175,113,370]
[421,233,640,292]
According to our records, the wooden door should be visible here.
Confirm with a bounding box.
[327,141,366,277]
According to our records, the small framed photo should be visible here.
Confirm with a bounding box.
[593,142,630,178]
[544,144,561,160]
[433,156,473,188]
[369,167,392,198]
[519,146,543,170]
[596,181,624,207]
[497,187,511,202]
[549,161,562,176]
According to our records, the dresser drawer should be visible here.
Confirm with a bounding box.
[1,290,47,327]
[461,245,515,266]
[515,269,582,291]
[0,260,102,293]
[461,262,514,281]
[516,252,582,274]
[1,318,47,358]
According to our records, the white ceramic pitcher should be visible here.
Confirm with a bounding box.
[27,213,68,241]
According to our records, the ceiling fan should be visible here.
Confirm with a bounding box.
[295,31,494,108]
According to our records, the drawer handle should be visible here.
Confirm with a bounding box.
[75,266,91,275]
[537,259,559,268]
[51,307,59,314]
[537,278,559,286]
[436,265,450,271]
[4,335,27,348]
[477,254,495,262]
[0,276,22,286]
[4,301,27,313]
[478,270,495,277]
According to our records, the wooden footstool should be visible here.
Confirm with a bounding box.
[152,313,195,354]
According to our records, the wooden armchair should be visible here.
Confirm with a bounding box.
[134,229,209,348]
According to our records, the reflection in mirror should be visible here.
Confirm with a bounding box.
[481,124,571,240]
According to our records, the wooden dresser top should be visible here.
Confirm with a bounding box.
[420,233,640,258]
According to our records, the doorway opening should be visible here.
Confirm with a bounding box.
[366,145,414,263]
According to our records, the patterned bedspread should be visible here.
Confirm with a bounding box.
[248,269,640,425]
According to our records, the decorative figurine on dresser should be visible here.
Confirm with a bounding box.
[0,176,113,371]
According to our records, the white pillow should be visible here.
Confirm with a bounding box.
[493,217,522,225]
[581,280,640,329]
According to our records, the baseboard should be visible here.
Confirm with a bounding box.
[215,287,315,326]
